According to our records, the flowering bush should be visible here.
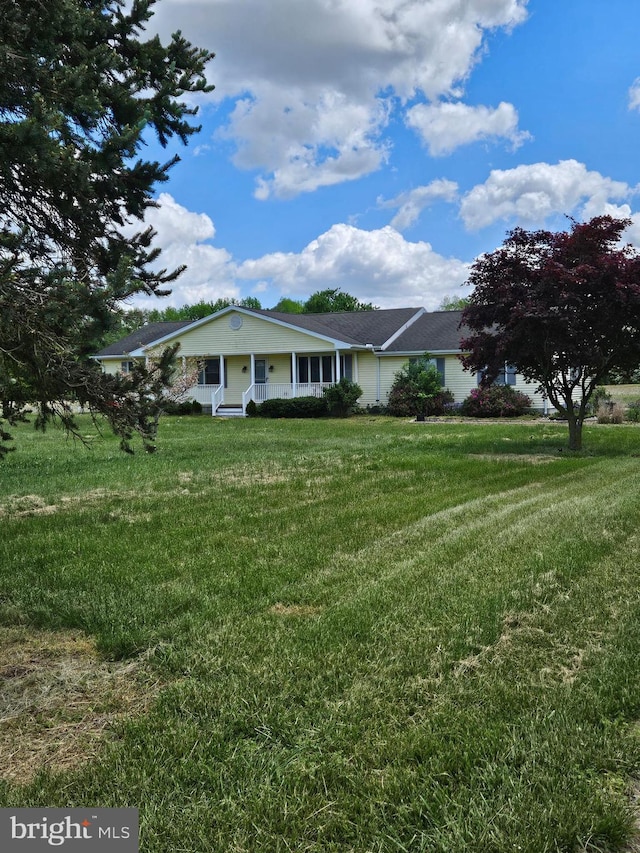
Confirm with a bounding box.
[460,385,532,418]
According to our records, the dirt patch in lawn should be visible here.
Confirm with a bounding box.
[0,627,161,785]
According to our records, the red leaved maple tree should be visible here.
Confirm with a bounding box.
[460,216,640,450]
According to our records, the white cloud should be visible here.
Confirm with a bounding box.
[122,197,470,311]
[160,0,529,102]
[123,194,239,309]
[378,179,459,230]
[629,78,640,111]
[226,86,391,199]
[600,204,640,249]
[405,101,530,156]
[139,193,216,246]
[150,0,530,196]
[237,223,470,309]
[460,160,633,230]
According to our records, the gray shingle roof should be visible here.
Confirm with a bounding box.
[94,322,192,357]
[385,310,468,352]
[253,307,424,346]
[93,308,469,357]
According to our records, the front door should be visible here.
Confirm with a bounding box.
[255,359,267,384]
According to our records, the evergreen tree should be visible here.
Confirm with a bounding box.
[0,0,213,456]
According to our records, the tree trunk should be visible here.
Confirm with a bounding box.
[567,413,583,451]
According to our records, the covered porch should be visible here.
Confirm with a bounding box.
[186,350,355,415]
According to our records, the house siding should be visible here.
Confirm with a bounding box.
[224,356,247,405]
[378,357,405,404]
[99,357,142,376]
[268,354,293,381]
[354,353,379,406]
[443,356,474,402]
[375,354,548,411]
[165,311,337,357]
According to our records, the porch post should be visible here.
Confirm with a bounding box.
[291,352,297,396]
[335,349,341,382]
[219,354,224,391]
[250,353,255,385]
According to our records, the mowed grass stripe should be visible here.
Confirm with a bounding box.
[1,418,640,851]
[272,458,638,611]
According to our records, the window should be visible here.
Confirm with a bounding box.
[340,354,353,380]
[477,363,516,386]
[297,355,334,383]
[502,364,517,386]
[199,359,226,386]
[120,361,135,374]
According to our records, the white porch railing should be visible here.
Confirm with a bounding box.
[188,382,334,415]
[252,382,331,402]
[187,384,222,406]
[211,385,224,414]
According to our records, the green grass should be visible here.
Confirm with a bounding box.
[1,415,640,851]
[604,384,640,406]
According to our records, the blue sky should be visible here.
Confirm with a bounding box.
[130,0,640,312]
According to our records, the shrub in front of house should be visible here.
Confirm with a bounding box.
[588,386,612,416]
[323,378,363,417]
[626,399,640,422]
[387,359,454,418]
[460,385,532,418]
[162,399,203,416]
[390,387,454,417]
[256,396,329,418]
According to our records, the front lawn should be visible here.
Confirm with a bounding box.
[1,416,639,852]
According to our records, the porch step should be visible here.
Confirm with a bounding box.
[213,406,245,417]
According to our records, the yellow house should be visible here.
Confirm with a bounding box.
[94,306,548,414]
